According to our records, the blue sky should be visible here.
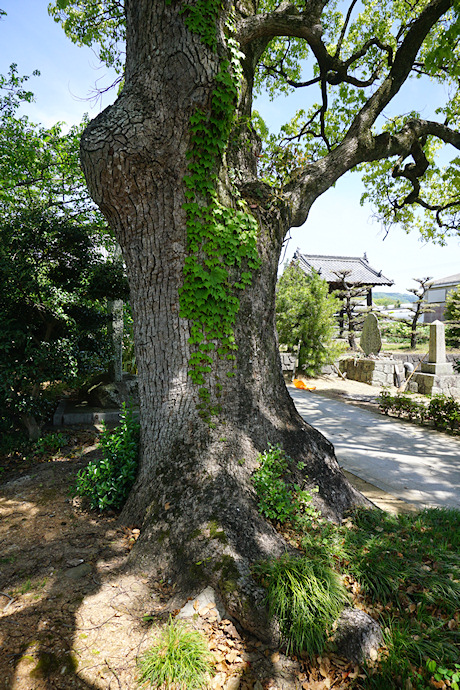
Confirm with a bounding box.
[2,0,460,292]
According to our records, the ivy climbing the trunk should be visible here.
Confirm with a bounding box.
[178,8,260,419]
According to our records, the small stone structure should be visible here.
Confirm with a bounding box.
[410,321,460,396]
[339,355,403,387]
[360,313,382,356]
[280,351,298,379]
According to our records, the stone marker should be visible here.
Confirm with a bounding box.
[422,320,453,376]
[429,320,446,363]
[360,313,382,356]
[411,319,459,395]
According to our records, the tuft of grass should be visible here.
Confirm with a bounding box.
[137,617,215,689]
[255,555,349,656]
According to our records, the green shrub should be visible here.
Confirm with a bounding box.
[380,321,429,345]
[137,617,214,689]
[75,404,139,510]
[33,432,69,456]
[377,391,460,433]
[427,660,460,690]
[252,443,318,526]
[445,285,460,348]
[428,393,460,432]
[276,263,342,375]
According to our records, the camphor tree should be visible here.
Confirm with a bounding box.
[276,263,341,374]
[50,0,460,637]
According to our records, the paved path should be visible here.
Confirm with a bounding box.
[289,386,460,510]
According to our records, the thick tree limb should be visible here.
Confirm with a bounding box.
[349,0,453,135]
[286,117,460,226]
[237,2,332,68]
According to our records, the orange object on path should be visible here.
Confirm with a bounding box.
[293,379,316,391]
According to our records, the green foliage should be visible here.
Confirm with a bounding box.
[427,660,460,690]
[252,443,296,522]
[137,617,215,689]
[255,555,349,656]
[445,284,460,347]
[428,393,460,431]
[0,418,29,457]
[0,63,39,116]
[297,506,460,684]
[276,264,342,375]
[50,0,460,241]
[0,207,126,435]
[378,391,460,432]
[253,446,460,673]
[0,89,128,436]
[33,432,69,456]
[342,508,460,687]
[360,127,459,244]
[48,0,125,73]
[380,321,429,345]
[373,296,400,308]
[75,405,139,511]
[181,0,220,51]
[252,443,319,527]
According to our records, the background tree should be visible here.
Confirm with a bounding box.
[0,209,127,439]
[276,263,341,375]
[0,74,128,439]
[445,284,460,347]
[407,277,433,349]
[50,0,460,638]
[333,271,372,350]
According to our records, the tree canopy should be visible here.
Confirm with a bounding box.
[49,0,460,242]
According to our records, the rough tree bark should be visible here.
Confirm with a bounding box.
[78,0,455,639]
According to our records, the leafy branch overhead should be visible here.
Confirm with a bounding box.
[49,0,460,240]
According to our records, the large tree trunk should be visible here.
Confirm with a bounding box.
[80,0,368,640]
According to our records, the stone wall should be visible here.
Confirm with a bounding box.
[389,352,458,366]
[339,357,404,387]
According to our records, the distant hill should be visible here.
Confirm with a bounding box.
[373,292,417,303]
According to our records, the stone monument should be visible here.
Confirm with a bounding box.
[360,313,382,356]
[340,313,403,386]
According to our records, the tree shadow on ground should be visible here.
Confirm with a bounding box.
[0,444,152,689]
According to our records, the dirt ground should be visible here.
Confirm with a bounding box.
[0,380,415,689]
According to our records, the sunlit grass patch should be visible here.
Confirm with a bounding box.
[137,617,215,689]
[255,555,349,656]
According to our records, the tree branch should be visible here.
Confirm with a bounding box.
[286,116,460,226]
[283,0,455,226]
[349,0,453,135]
[237,2,332,70]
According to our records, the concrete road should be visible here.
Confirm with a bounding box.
[289,386,460,510]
